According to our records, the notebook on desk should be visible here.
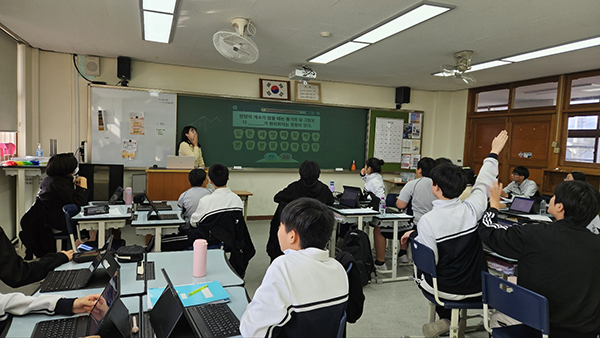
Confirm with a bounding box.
[40,237,119,292]
[32,270,121,338]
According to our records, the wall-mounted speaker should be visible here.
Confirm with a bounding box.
[395,86,411,105]
[85,56,100,76]
[117,56,131,80]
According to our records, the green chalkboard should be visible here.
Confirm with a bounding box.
[367,109,424,172]
[177,95,367,169]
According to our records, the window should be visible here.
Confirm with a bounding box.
[570,74,600,105]
[513,81,558,109]
[476,89,509,112]
[565,114,600,164]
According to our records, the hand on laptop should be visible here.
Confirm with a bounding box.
[488,181,503,210]
[73,294,100,314]
[60,250,74,261]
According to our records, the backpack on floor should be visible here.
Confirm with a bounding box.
[341,226,374,286]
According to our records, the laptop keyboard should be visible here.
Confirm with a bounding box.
[43,270,82,292]
[34,317,79,338]
[148,214,179,220]
[188,302,240,338]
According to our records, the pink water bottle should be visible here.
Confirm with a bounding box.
[124,187,133,205]
[193,239,208,277]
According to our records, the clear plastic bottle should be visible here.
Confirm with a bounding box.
[329,181,335,193]
[539,200,547,216]
[379,197,386,215]
[35,143,44,157]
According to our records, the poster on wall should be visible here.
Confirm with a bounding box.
[129,112,145,135]
[401,154,411,169]
[122,139,137,160]
[373,117,404,163]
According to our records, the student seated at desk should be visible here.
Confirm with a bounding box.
[501,165,538,199]
[266,160,334,262]
[0,291,98,336]
[178,168,212,230]
[188,163,255,277]
[479,180,600,338]
[240,198,349,337]
[0,226,73,288]
[401,130,508,338]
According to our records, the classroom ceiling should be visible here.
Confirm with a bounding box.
[1,0,600,91]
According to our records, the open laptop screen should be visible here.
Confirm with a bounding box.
[509,197,535,213]
[339,189,360,208]
[88,270,119,335]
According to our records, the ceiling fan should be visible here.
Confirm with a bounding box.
[440,50,477,85]
[213,18,259,64]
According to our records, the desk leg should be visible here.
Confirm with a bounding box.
[15,171,25,250]
[329,221,338,257]
[155,228,161,252]
[391,220,398,280]
[242,196,248,223]
[357,216,364,231]
[98,221,106,249]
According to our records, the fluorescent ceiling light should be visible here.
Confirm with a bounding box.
[309,42,369,64]
[503,36,600,62]
[143,0,177,14]
[465,60,511,73]
[354,4,451,44]
[143,11,174,43]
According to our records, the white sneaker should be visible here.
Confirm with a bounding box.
[422,319,450,338]
[375,262,388,271]
[397,254,409,264]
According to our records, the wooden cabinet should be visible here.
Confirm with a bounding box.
[146,169,192,201]
[542,168,600,195]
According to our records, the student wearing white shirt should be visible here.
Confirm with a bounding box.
[360,157,386,200]
[501,166,538,199]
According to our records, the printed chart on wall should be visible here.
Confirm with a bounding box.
[177,95,367,168]
[90,87,177,168]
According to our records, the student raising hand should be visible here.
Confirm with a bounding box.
[488,181,503,210]
[491,130,508,155]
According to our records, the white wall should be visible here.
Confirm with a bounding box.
[18,49,469,217]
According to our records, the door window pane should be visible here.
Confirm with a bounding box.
[570,75,600,105]
[565,137,596,163]
[476,89,509,112]
[513,82,558,109]
[567,115,598,130]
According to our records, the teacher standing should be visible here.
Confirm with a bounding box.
[179,126,205,168]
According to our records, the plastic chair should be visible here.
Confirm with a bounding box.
[408,238,483,338]
[60,204,80,251]
[481,271,549,338]
[336,261,353,338]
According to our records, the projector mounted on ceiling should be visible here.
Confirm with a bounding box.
[289,66,317,85]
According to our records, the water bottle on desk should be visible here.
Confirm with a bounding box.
[124,187,133,205]
[329,181,335,193]
[35,143,44,157]
[539,200,547,216]
[379,197,386,216]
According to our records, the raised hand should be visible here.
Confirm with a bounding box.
[491,130,508,155]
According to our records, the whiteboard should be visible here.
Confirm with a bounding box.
[90,87,177,168]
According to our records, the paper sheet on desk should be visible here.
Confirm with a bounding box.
[339,208,378,214]
[500,196,514,203]
[147,281,230,308]
[519,214,552,222]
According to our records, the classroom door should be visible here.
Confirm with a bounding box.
[465,117,508,183]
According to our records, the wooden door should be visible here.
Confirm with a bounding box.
[465,117,508,182]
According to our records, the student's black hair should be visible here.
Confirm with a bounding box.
[512,166,529,179]
[366,157,385,173]
[46,153,78,177]
[435,157,453,166]
[571,171,586,182]
[188,168,207,187]
[181,126,197,146]
[554,181,600,226]
[299,160,320,185]
[418,157,437,178]
[463,167,476,186]
[280,197,334,250]
[208,163,229,187]
[430,163,467,199]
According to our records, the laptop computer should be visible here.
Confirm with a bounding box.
[501,197,535,217]
[167,155,196,169]
[144,194,179,221]
[136,190,173,211]
[31,270,120,338]
[146,268,241,338]
[40,236,119,293]
[336,187,361,209]
[91,186,124,206]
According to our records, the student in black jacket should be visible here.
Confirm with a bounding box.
[479,180,600,338]
[266,160,334,261]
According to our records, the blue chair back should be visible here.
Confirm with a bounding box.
[62,204,79,236]
[481,272,549,335]
[385,193,398,208]
[409,238,437,278]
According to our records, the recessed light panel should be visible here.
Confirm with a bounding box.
[309,42,369,64]
[143,0,177,14]
[143,11,174,43]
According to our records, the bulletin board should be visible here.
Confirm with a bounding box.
[367,109,424,172]
[90,86,177,168]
